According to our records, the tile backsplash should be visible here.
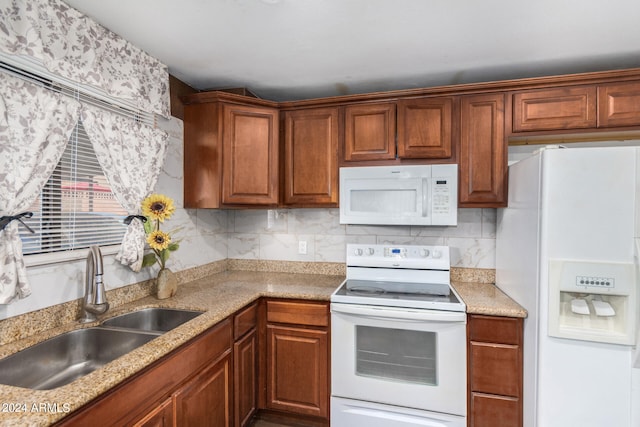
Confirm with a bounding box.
[227,207,496,268]
[2,116,496,320]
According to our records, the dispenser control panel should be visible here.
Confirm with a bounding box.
[576,275,615,289]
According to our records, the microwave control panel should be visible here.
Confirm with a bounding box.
[432,178,453,216]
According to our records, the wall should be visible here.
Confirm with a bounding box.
[1,116,497,320]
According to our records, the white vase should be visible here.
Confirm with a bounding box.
[156,268,178,299]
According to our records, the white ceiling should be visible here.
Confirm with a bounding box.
[64,0,640,102]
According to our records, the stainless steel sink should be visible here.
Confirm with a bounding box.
[101,307,204,333]
[0,327,158,390]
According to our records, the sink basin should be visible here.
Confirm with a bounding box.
[0,327,157,390]
[101,307,204,333]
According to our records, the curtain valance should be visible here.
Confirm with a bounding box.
[0,0,170,118]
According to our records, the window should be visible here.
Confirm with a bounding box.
[21,120,128,255]
[0,58,153,259]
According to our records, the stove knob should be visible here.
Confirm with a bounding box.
[432,249,442,259]
[354,248,363,256]
[366,248,375,256]
[420,248,430,257]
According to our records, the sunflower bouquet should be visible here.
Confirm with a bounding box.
[140,194,180,270]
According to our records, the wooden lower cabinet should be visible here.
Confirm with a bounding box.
[234,302,259,427]
[266,325,329,418]
[132,398,174,427]
[174,352,232,427]
[55,299,331,427]
[261,299,330,424]
[55,320,233,427]
[467,314,523,427]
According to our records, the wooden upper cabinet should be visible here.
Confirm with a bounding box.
[598,81,640,128]
[222,103,279,206]
[459,93,507,207]
[343,103,396,161]
[397,97,454,159]
[282,108,339,206]
[512,86,597,132]
[183,102,222,209]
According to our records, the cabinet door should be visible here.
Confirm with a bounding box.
[266,324,329,418]
[183,102,221,209]
[132,398,174,427]
[234,329,257,427]
[459,93,507,207]
[598,81,640,127]
[512,86,597,132]
[397,97,453,159]
[282,108,338,206]
[222,103,279,205]
[174,351,232,427]
[343,103,396,161]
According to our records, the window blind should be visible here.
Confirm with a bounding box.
[21,120,128,254]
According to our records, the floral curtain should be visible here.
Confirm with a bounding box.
[81,104,169,272]
[0,0,170,118]
[0,73,81,304]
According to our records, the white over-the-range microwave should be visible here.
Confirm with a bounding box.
[339,164,458,226]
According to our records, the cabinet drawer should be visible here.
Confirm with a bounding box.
[234,302,258,340]
[468,315,522,345]
[266,300,329,327]
[470,342,521,397]
[470,392,521,427]
[512,86,596,132]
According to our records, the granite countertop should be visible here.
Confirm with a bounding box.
[0,269,525,426]
[453,281,527,318]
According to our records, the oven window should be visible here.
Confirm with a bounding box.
[355,325,437,385]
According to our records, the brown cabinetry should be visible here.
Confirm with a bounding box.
[174,352,232,427]
[282,108,339,206]
[341,97,455,162]
[263,300,330,421]
[397,97,454,159]
[343,103,396,161]
[468,314,523,427]
[132,398,174,427]
[56,320,233,427]
[598,81,640,127]
[183,93,279,208]
[234,302,258,427]
[512,86,597,132]
[222,104,279,205]
[459,93,507,207]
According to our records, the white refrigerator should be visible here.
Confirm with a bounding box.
[496,145,640,427]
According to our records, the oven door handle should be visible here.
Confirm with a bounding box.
[331,303,466,323]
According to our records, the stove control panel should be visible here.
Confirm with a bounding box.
[347,244,450,270]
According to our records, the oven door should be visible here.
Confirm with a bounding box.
[331,302,467,417]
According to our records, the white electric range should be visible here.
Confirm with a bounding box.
[330,244,467,427]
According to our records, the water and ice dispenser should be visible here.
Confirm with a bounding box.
[548,259,636,345]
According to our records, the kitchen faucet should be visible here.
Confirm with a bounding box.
[79,245,109,323]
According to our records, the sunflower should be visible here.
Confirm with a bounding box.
[147,230,171,251]
[142,194,175,222]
